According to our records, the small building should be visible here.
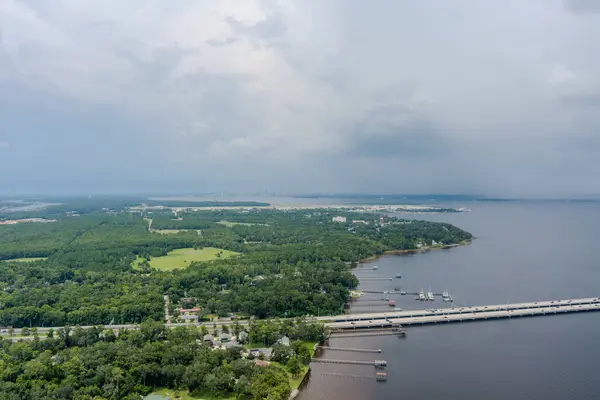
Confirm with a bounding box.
[181,297,196,303]
[179,307,200,315]
[221,341,239,349]
[219,333,232,342]
[249,348,273,359]
[332,216,347,223]
[352,220,367,224]
[254,360,271,367]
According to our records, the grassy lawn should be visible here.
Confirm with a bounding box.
[149,388,236,400]
[134,247,239,271]
[1,257,47,262]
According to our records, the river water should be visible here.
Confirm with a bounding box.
[297,201,600,400]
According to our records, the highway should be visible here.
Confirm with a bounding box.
[328,302,600,329]
[318,297,600,323]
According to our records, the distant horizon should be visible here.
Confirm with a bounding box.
[2,192,600,203]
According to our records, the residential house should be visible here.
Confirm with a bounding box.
[249,348,273,359]
[254,360,271,367]
[203,334,214,343]
[221,341,240,349]
[219,333,232,343]
[179,307,200,316]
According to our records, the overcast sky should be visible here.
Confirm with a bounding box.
[1,0,600,197]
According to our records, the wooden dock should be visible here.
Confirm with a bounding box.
[329,330,406,338]
[319,372,375,380]
[317,346,382,353]
[312,359,387,367]
[357,278,393,281]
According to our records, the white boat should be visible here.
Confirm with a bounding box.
[426,288,435,301]
[416,289,425,301]
[442,290,453,302]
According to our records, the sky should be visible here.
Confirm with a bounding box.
[1,0,600,197]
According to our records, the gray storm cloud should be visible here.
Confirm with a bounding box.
[0,0,599,196]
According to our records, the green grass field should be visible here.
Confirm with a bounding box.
[1,257,47,263]
[134,247,239,271]
[149,388,236,400]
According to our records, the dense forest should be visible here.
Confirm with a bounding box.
[0,199,472,328]
[0,318,325,399]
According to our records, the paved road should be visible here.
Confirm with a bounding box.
[328,302,600,329]
[317,297,600,323]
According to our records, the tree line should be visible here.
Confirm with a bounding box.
[0,206,472,328]
[0,319,324,399]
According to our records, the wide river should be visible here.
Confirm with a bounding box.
[296,201,600,400]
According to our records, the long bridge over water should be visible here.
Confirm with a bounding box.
[318,297,600,329]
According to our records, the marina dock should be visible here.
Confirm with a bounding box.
[329,330,406,338]
[317,346,382,353]
[312,359,387,367]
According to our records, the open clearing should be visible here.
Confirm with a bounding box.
[217,220,268,227]
[149,388,235,400]
[1,257,47,263]
[134,247,239,271]
[152,229,202,235]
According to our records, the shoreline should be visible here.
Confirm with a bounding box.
[358,240,472,264]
